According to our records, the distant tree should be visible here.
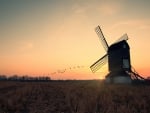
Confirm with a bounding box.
[0,74,51,81]
[45,76,51,81]
[8,75,19,81]
[0,75,7,80]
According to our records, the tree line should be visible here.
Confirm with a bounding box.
[0,75,51,81]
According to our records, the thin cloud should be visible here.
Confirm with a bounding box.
[72,4,87,14]
[97,2,122,16]
[111,19,150,30]
[19,41,34,52]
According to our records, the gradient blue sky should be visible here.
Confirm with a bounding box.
[0,0,150,79]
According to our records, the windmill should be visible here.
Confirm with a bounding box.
[90,25,145,84]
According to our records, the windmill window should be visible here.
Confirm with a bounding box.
[123,44,126,48]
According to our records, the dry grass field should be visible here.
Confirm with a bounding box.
[0,80,150,113]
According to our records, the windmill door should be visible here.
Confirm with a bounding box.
[122,59,130,69]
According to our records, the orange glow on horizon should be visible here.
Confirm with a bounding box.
[0,0,150,79]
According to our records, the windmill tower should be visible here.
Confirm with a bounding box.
[90,26,140,84]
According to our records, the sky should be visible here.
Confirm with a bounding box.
[0,0,150,80]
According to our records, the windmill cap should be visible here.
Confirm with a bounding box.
[109,40,129,51]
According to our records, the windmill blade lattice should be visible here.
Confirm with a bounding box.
[112,33,128,45]
[90,54,108,73]
[95,26,109,52]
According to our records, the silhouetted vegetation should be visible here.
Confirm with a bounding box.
[0,75,51,81]
[0,80,150,113]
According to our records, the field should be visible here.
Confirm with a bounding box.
[0,80,150,113]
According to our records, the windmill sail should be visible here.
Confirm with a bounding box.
[112,34,128,45]
[95,26,109,52]
[90,54,108,73]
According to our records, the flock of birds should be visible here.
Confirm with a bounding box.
[50,65,86,75]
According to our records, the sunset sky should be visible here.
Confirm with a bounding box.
[0,0,150,79]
